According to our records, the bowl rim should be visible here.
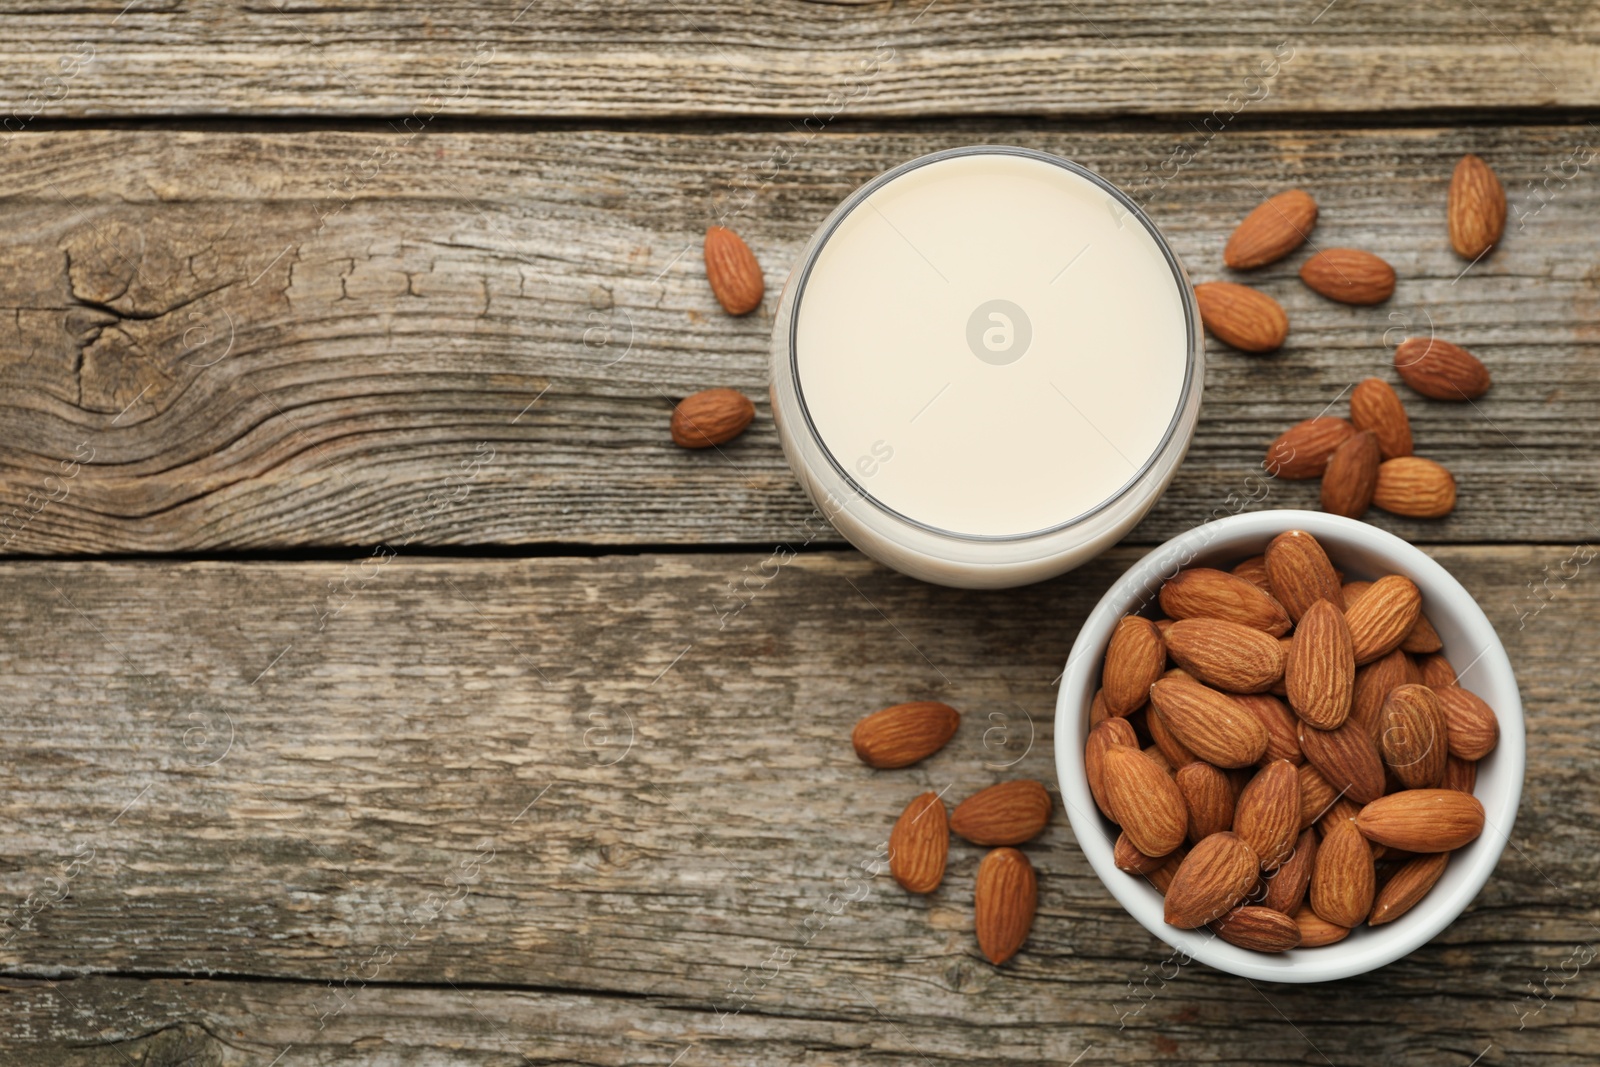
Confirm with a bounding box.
[1053,509,1526,983]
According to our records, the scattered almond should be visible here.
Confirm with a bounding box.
[1417,652,1459,689]
[1321,431,1381,518]
[671,388,756,449]
[1394,337,1491,400]
[1225,189,1318,269]
[1300,248,1396,305]
[1448,154,1506,261]
[1374,456,1458,518]
[1264,417,1357,480]
[703,225,764,315]
[951,780,1052,846]
[974,847,1037,965]
[851,701,960,769]
[1349,378,1414,460]
[1194,281,1290,353]
[889,792,949,893]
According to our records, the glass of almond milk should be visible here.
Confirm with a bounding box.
[770,146,1204,589]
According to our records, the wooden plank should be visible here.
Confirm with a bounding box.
[1,2,1598,118]
[0,125,1597,554]
[4,968,1599,1065]
[0,548,1594,1063]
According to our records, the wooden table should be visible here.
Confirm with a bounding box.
[2,3,1597,1063]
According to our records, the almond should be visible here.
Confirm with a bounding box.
[1355,789,1486,851]
[1378,684,1449,789]
[1321,431,1381,519]
[671,388,756,449]
[1264,417,1357,480]
[1225,189,1318,270]
[1147,846,1189,893]
[1448,154,1507,261]
[1259,828,1317,913]
[1211,904,1302,952]
[1164,618,1285,694]
[1433,686,1499,760]
[703,225,764,315]
[1341,580,1373,609]
[1149,677,1270,769]
[1293,903,1351,946]
[1233,759,1301,871]
[1298,719,1386,805]
[1231,554,1273,593]
[1115,830,1173,872]
[1309,818,1375,928]
[1352,648,1420,742]
[1297,762,1340,829]
[1103,616,1166,717]
[1443,754,1478,793]
[951,780,1052,846]
[1417,652,1459,689]
[852,701,960,769]
[1394,337,1491,400]
[1400,612,1444,655]
[1369,851,1450,926]
[1234,693,1303,765]
[889,792,949,893]
[1374,457,1457,518]
[1085,718,1139,820]
[1102,745,1189,857]
[1300,248,1396,305]
[1265,530,1343,622]
[1315,796,1363,840]
[1164,831,1259,928]
[1148,705,1198,768]
[974,847,1037,965]
[1285,599,1356,730]
[1159,568,1292,636]
[1349,378,1414,460]
[1088,687,1110,728]
[1176,761,1236,844]
[1194,281,1289,353]
[1345,575,1423,664]
[1143,744,1176,778]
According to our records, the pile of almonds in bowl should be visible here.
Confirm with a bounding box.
[851,701,1052,965]
[1083,526,1502,956]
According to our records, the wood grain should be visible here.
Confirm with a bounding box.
[1,125,1597,554]
[1,2,1598,118]
[0,548,1593,1062]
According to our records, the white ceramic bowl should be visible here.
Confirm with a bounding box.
[1054,509,1525,982]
